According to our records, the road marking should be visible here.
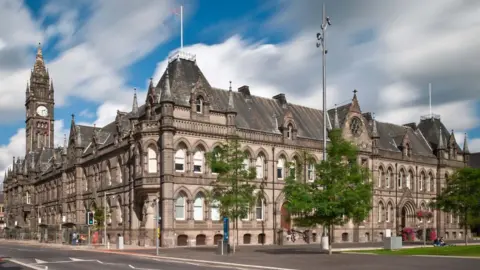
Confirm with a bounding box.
[152,257,297,270]
[8,259,47,270]
[35,259,48,264]
[128,265,161,270]
[69,257,86,261]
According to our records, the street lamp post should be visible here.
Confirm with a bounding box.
[316,3,332,250]
[104,192,109,248]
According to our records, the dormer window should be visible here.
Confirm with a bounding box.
[287,124,293,139]
[195,97,203,113]
[405,143,411,157]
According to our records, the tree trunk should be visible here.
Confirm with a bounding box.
[464,213,468,246]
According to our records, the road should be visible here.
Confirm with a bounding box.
[0,243,252,270]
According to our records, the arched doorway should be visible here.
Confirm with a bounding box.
[400,201,415,229]
[280,203,291,231]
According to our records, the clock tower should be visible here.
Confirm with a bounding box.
[25,43,55,154]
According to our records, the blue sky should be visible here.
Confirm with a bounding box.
[1,0,480,179]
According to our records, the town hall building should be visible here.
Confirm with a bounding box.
[3,44,468,247]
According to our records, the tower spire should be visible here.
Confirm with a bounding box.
[160,68,172,101]
[333,104,340,129]
[227,81,234,111]
[464,133,470,154]
[132,88,138,115]
[372,113,379,138]
[33,42,47,75]
[438,127,445,149]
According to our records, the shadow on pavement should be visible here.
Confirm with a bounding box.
[0,261,23,270]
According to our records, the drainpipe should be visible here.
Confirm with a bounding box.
[395,163,398,236]
[272,146,276,245]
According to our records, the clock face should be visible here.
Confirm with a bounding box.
[36,106,48,117]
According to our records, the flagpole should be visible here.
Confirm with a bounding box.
[180,5,183,50]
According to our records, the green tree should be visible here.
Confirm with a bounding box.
[432,167,480,244]
[93,207,105,231]
[283,129,373,254]
[206,136,257,249]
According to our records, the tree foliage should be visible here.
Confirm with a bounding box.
[432,167,480,242]
[205,136,258,221]
[283,129,373,229]
[93,207,105,230]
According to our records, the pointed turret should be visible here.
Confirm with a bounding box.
[132,88,138,116]
[438,127,445,149]
[160,68,173,102]
[372,113,379,138]
[227,81,234,112]
[33,42,47,75]
[463,133,470,154]
[62,134,67,155]
[333,105,340,129]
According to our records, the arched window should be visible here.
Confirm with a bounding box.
[290,157,298,180]
[277,157,285,180]
[287,124,293,139]
[398,170,404,188]
[195,97,203,113]
[242,153,250,171]
[116,163,123,184]
[378,167,384,188]
[386,202,391,222]
[406,171,413,189]
[147,146,157,173]
[256,155,264,179]
[174,148,186,172]
[211,147,221,174]
[211,199,220,221]
[426,173,432,192]
[105,164,112,186]
[193,149,204,174]
[419,172,425,191]
[193,194,204,221]
[386,168,391,188]
[255,198,265,221]
[378,202,384,222]
[307,162,315,182]
[175,194,186,220]
[25,191,31,204]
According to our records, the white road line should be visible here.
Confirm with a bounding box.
[69,257,86,261]
[96,260,125,266]
[35,259,48,264]
[8,259,47,270]
[152,257,297,270]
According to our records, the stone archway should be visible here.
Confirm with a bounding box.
[280,203,291,231]
[400,201,416,229]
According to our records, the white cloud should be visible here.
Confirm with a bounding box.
[0,0,177,181]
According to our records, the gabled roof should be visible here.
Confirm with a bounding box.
[470,153,480,168]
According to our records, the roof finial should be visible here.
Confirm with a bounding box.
[36,42,43,61]
[229,81,232,91]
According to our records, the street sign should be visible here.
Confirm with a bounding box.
[223,217,229,242]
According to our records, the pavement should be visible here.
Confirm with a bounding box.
[1,240,480,270]
[0,242,256,270]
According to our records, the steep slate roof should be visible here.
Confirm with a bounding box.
[470,153,480,168]
[15,56,467,177]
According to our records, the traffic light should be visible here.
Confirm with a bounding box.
[86,211,94,225]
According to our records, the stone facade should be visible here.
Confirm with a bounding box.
[3,46,469,247]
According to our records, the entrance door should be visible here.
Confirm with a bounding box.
[280,203,291,231]
[401,207,407,229]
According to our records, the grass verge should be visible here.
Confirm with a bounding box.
[345,245,480,257]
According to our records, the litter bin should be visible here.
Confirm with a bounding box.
[216,240,230,255]
[117,236,124,249]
